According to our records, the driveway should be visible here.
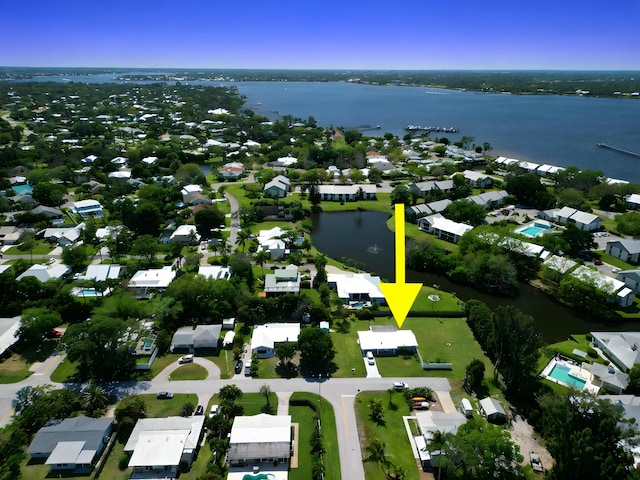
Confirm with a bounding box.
[153,356,221,382]
[364,356,381,378]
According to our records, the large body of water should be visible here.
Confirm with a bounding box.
[311,211,640,343]
[12,72,640,182]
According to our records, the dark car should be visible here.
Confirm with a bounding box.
[194,405,204,415]
[157,391,174,399]
[234,360,243,374]
[594,259,603,265]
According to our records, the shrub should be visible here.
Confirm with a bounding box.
[118,453,130,471]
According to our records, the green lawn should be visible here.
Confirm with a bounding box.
[355,390,419,480]
[169,363,208,380]
[597,251,634,270]
[5,243,54,255]
[239,392,277,415]
[289,401,316,480]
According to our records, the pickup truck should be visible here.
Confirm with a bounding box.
[530,452,543,473]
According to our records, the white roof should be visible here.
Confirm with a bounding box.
[421,214,473,237]
[73,199,102,210]
[170,224,199,240]
[415,411,466,438]
[251,323,300,351]
[45,441,88,465]
[108,170,131,179]
[129,266,176,288]
[181,184,203,195]
[327,273,384,300]
[318,184,377,195]
[543,255,578,274]
[0,316,21,356]
[79,264,122,281]
[571,265,626,293]
[17,264,71,282]
[142,156,158,164]
[198,265,231,280]
[230,414,291,444]
[358,329,418,351]
[275,156,297,166]
[479,397,506,416]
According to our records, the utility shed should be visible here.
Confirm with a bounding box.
[479,397,507,424]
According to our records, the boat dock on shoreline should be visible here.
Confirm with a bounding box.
[597,143,640,158]
[405,125,458,133]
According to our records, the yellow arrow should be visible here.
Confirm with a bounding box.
[380,204,423,328]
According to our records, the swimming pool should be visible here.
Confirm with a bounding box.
[548,363,586,389]
[12,184,33,195]
[515,221,553,238]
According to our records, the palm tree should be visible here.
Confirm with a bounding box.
[427,430,452,480]
[363,439,392,478]
[236,229,251,252]
[82,383,109,417]
[254,250,270,277]
[259,384,272,409]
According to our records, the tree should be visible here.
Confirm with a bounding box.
[275,341,297,365]
[363,439,392,478]
[18,308,61,344]
[235,228,251,252]
[464,359,486,393]
[390,184,412,206]
[18,233,36,263]
[195,207,225,239]
[368,398,384,423]
[131,235,159,267]
[443,199,487,226]
[505,173,554,208]
[254,250,270,277]
[115,396,146,440]
[561,222,596,254]
[297,327,336,377]
[259,384,272,409]
[62,243,89,271]
[81,383,109,417]
[219,384,243,403]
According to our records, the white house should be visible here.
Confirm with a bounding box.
[264,265,301,296]
[417,213,473,243]
[257,226,288,260]
[250,323,300,358]
[357,326,418,356]
[626,194,640,210]
[460,170,492,188]
[541,206,602,231]
[617,270,640,293]
[181,184,203,197]
[591,332,640,372]
[606,240,640,263]
[228,414,291,467]
[72,200,104,219]
[128,266,176,297]
[42,223,85,246]
[171,325,222,351]
[327,272,385,305]
[17,264,71,282]
[219,161,244,179]
[197,265,232,280]
[585,362,629,394]
[570,265,635,307]
[170,224,200,243]
[318,184,376,201]
[77,264,122,282]
[125,416,205,478]
[409,180,455,197]
[468,190,509,209]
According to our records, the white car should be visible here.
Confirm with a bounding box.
[366,351,375,365]
[209,404,219,418]
[393,382,409,391]
[178,354,194,364]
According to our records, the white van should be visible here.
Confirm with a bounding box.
[461,398,474,418]
[244,360,252,376]
[178,354,194,364]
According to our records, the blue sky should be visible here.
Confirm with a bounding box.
[1,0,639,70]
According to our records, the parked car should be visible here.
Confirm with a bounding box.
[366,351,375,365]
[234,360,243,374]
[594,259,603,265]
[413,401,430,410]
[157,392,174,399]
[194,405,204,415]
[178,354,194,364]
[393,382,409,391]
[209,404,219,418]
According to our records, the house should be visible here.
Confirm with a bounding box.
[228,414,291,467]
[181,184,203,197]
[468,190,509,209]
[128,266,176,297]
[460,170,492,188]
[263,175,291,198]
[197,265,232,280]
[257,226,288,260]
[479,397,507,423]
[417,213,473,243]
[77,264,122,282]
[171,325,222,351]
[591,332,640,372]
[606,240,640,263]
[327,272,385,305]
[183,193,212,206]
[408,180,455,197]
[617,270,640,293]
[27,416,113,473]
[0,226,23,245]
[626,194,640,210]
[219,161,244,179]
[264,265,301,296]
[318,184,376,201]
[542,206,602,231]
[31,205,64,220]
[585,362,629,394]
[570,265,635,307]
[250,323,300,358]
[43,223,85,246]
[0,315,21,357]
[17,264,71,282]
[357,325,418,356]
[72,200,104,219]
[125,416,205,478]
[169,224,200,243]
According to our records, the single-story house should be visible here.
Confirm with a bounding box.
[0,226,23,245]
[585,362,629,394]
[125,416,205,477]
[17,264,71,283]
[570,265,635,307]
[468,190,509,209]
[219,161,244,179]
[250,323,300,359]
[172,325,222,351]
[170,224,200,243]
[460,170,492,188]
[31,205,64,219]
[626,194,640,210]
[27,416,113,473]
[591,332,640,373]
[0,315,21,357]
[417,213,473,243]
[72,200,104,219]
[228,414,291,467]
[318,184,376,201]
[197,265,232,280]
[617,270,640,293]
[408,180,455,197]
[479,397,507,424]
[77,264,122,282]
[183,193,212,206]
[540,206,602,231]
[128,266,176,297]
[407,199,453,219]
[357,326,418,356]
[263,175,291,198]
[606,240,640,264]
[43,224,85,246]
[264,265,301,296]
[327,272,385,305]
[180,184,203,197]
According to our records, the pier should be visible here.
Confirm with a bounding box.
[405,125,458,133]
[597,143,640,158]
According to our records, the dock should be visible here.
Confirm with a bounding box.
[597,143,640,158]
[405,125,458,133]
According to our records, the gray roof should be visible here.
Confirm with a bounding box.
[587,363,630,390]
[608,240,640,255]
[27,416,112,456]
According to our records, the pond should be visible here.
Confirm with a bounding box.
[310,210,640,343]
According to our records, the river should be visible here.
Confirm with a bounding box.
[310,211,640,343]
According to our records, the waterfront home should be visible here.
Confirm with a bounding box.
[17,263,71,282]
[417,214,473,243]
[414,411,467,471]
[408,180,455,197]
[264,265,301,297]
[263,175,291,198]
[72,200,104,219]
[125,416,205,478]
[250,323,300,358]
[27,416,113,473]
[128,266,176,298]
[585,362,629,394]
[570,265,634,307]
[317,184,376,201]
[171,324,222,351]
[479,397,507,424]
[626,193,640,210]
[357,326,418,356]
[327,272,385,305]
[257,226,288,260]
[460,170,492,189]
[617,270,640,293]
[591,332,640,373]
[227,414,291,469]
[606,240,640,264]
[540,206,602,231]
[407,199,453,220]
